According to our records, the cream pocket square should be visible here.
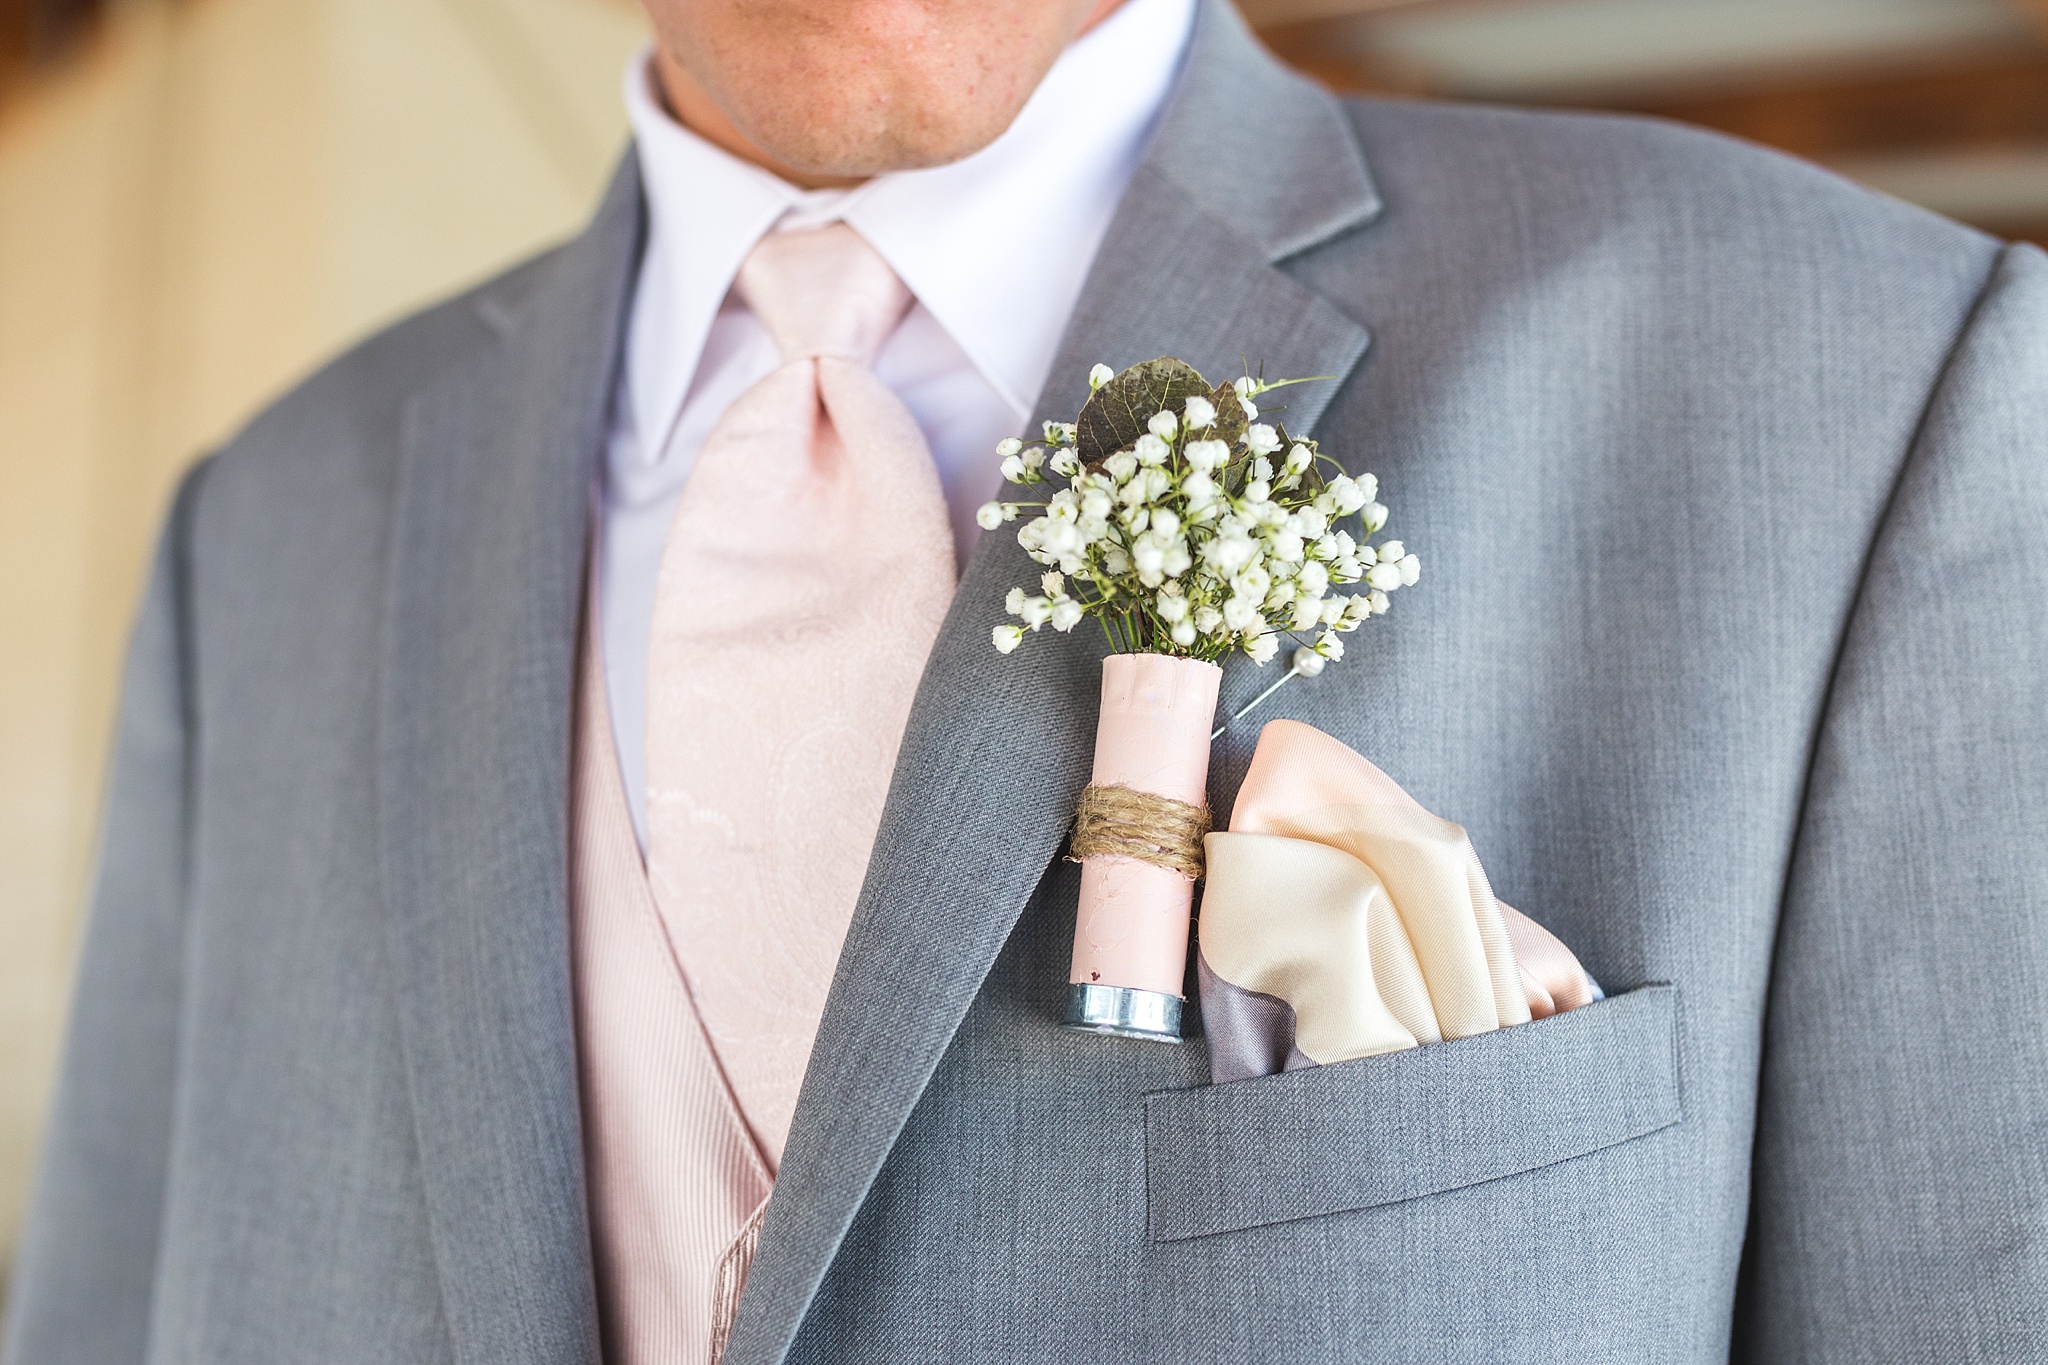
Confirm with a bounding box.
[1199,720,1598,1084]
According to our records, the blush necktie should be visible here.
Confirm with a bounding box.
[644,223,957,1164]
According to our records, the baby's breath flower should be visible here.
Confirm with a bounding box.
[1089,363,1115,390]
[1132,534,1168,585]
[1223,596,1263,632]
[988,360,1415,669]
[1327,475,1368,515]
[1231,377,1259,420]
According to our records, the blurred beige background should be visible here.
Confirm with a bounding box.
[2,0,2043,1307]
[0,0,649,1302]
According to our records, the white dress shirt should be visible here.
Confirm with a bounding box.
[601,0,1196,844]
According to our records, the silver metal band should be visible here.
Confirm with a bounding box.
[1061,983,1184,1043]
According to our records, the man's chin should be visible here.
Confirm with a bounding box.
[739,107,1027,181]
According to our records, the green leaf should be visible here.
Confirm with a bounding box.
[1074,357,1211,465]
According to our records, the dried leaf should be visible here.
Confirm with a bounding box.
[1277,423,1326,496]
[1202,380,1249,450]
[1075,358,1211,465]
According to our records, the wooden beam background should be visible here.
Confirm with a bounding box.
[1255,7,2048,248]
[0,0,102,94]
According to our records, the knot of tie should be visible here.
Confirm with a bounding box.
[736,223,913,366]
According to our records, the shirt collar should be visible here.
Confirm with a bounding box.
[622,0,1196,460]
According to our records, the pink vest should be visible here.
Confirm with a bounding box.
[570,607,773,1364]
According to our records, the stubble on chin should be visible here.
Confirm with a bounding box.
[645,0,1089,181]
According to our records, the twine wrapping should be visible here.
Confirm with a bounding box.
[1070,783,1211,880]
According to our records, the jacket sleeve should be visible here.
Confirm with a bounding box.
[1735,242,2048,1358]
[2,461,209,1365]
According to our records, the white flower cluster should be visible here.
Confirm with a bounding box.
[985,364,1419,666]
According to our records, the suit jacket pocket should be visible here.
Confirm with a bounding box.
[1144,984,1681,1242]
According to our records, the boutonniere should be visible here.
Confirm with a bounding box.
[979,358,1421,1041]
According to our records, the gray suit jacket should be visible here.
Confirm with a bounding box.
[8,4,2046,1361]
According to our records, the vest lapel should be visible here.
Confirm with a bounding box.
[723,5,1382,1361]
[378,158,643,1365]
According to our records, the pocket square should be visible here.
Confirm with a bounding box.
[1199,720,1597,1084]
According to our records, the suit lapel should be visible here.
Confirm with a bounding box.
[378,159,643,1365]
[725,6,1381,1362]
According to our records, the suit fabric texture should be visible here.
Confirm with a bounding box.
[6,3,2047,1361]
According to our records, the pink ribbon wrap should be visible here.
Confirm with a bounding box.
[1067,654,1222,999]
